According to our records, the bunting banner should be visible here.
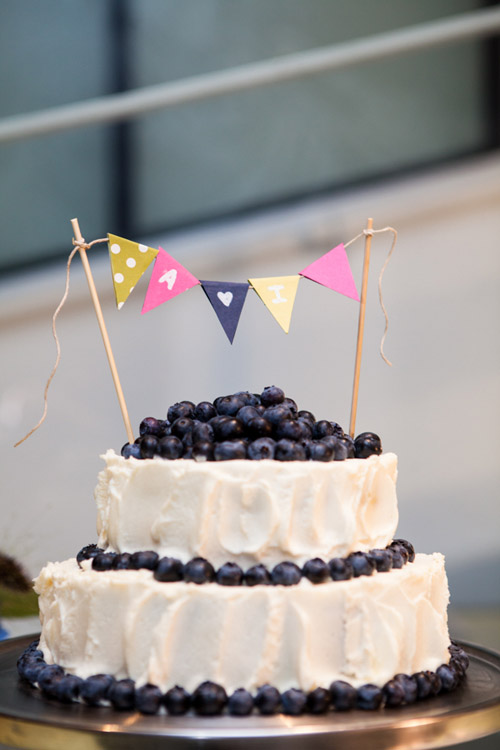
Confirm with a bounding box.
[142,247,199,314]
[200,281,250,344]
[108,234,158,309]
[249,275,301,333]
[299,243,359,301]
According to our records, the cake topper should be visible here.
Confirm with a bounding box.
[14,217,396,446]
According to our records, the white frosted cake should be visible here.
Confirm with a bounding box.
[19,387,468,715]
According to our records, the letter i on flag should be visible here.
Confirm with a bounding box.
[200,281,250,343]
[142,247,199,314]
[249,275,301,333]
[108,234,158,309]
[299,243,359,301]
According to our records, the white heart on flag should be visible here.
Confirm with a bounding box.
[158,268,177,290]
[217,291,233,307]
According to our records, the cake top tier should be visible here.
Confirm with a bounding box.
[120,386,383,464]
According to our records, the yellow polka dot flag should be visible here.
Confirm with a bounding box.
[108,234,159,309]
[248,275,301,333]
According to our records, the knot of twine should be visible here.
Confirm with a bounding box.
[344,225,398,367]
[14,236,107,447]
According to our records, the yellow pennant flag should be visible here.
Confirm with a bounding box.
[108,234,158,309]
[249,275,301,333]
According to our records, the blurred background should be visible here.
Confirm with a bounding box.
[0,2,499,746]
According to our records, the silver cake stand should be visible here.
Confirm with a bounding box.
[1,635,499,750]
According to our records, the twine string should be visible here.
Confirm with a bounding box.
[14,237,107,447]
[345,225,398,366]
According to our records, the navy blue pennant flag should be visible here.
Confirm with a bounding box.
[200,280,250,343]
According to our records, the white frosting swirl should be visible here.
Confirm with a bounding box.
[95,451,398,567]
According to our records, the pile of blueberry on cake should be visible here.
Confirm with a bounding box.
[121,385,382,462]
[18,386,469,717]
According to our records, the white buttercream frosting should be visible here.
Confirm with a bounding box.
[35,553,450,693]
[95,450,399,567]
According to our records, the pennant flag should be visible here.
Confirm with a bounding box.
[108,234,158,309]
[200,281,249,344]
[249,275,300,333]
[299,243,359,301]
[142,247,199,314]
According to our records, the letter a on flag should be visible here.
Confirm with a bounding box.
[200,281,249,343]
[108,234,158,309]
[142,247,199,314]
[299,243,359,301]
[249,275,301,333]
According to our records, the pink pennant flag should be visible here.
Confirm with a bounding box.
[299,243,359,301]
[142,247,199,314]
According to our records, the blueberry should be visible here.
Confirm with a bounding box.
[298,410,315,424]
[158,435,184,459]
[214,440,247,460]
[236,405,261,426]
[92,552,115,571]
[357,684,383,710]
[282,688,307,715]
[297,419,313,440]
[54,674,83,703]
[216,562,243,586]
[164,685,191,715]
[330,421,344,436]
[167,401,195,422]
[449,643,469,672]
[275,439,306,461]
[154,557,184,582]
[183,446,193,459]
[248,437,276,460]
[275,420,304,441]
[436,664,458,693]
[192,681,227,715]
[182,430,194,448]
[303,558,330,583]
[427,671,442,695]
[389,541,409,564]
[139,417,163,436]
[37,665,64,697]
[255,684,281,714]
[108,678,136,710]
[130,550,159,571]
[80,674,115,705]
[26,639,42,655]
[347,552,375,577]
[263,405,292,426]
[192,441,215,461]
[216,395,246,416]
[193,401,217,422]
[413,671,433,700]
[18,656,45,684]
[330,680,357,710]
[121,442,142,459]
[246,417,273,439]
[244,564,271,586]
[367,548,393,572]
[211,417,245,442]
[260,386,285,407]
[336,434,356,458]
[76,544,103,565]
[157,420,171,437]
[112,552,133,570]
[171,417,194,440]
[140,435,158,459]
[391,550,405,569]
[184,557,215,584]
[271,561,302,586]
[392,539,415,563]
[312,420,334,439]
[354,432,382,458]
[330,439,350,461]
[237,391,262,406]
[228,688,254,716]
[282,397,298,417]
[394,673,418,703]
[307,441,333,462]
[307,687,330,714]
[382,679,405,707]
[192,421,214,443]
[135,683,162,714]
[329,557,353,581]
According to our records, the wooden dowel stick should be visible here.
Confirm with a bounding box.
[349,217,373,438]
[71,218,134,444]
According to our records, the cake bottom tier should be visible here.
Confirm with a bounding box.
[35,553,450,694]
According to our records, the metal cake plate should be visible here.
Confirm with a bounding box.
[0,635,499,750]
